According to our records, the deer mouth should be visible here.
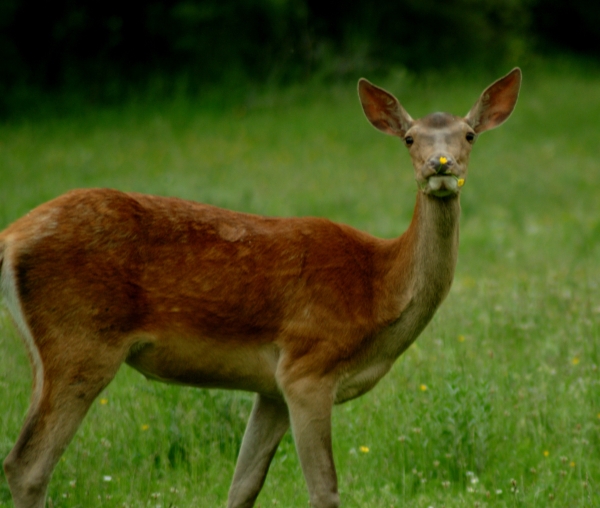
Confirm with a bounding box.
[423,175,462,197]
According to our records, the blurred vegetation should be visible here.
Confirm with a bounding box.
[1,0,600,117]
[2,64,600,507]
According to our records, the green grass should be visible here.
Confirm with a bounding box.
[2,61,600,507]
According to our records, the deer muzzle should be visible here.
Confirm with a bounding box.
[417,154,463,197]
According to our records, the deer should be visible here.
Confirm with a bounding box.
[1,68,521,508]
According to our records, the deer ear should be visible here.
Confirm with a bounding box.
[358,78,413,137]
[465,68,521,134]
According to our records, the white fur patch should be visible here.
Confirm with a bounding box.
[1,245,44,406]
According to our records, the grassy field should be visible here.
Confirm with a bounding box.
[1,61,600,507]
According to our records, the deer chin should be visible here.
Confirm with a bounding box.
[423,175,460,197]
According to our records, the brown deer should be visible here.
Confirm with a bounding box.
[1,68,521,508]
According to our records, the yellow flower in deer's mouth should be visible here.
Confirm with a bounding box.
[457,178,465,187]
[439,156,448,164]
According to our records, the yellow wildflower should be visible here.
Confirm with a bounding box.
[570,461,576,468]
[458,335,466,342]
[420,384,428,391]
[543,450,550,457]
[572,357,580,365]
[457,178,465,187]
[439,156,448,164]
[141,424,150,431]
[359,446,370,453]
[99,398,108,405]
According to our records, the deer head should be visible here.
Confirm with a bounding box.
[358,68,521,198]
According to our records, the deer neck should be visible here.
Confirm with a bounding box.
[379,191,460,335]
[409,191,460,298]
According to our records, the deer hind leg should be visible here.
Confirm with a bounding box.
[3,332,124,508]
[1,248,130,507]
[227,394,290,508]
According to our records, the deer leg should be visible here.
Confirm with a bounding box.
[3,346,122,508]
[283,377,339,508]
[227,394,290,508]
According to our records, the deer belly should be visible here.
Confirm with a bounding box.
[125,336,281,395]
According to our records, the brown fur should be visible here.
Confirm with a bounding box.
[1,68,521,508]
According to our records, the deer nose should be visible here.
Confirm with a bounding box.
[428,155,454,174]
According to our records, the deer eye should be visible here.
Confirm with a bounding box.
[466,132,475,143]
[404,136,414,147]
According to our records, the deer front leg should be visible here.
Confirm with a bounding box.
[283,376,339,508]
[227,394,290,508]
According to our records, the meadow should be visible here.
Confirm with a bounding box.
[1,61,600,507]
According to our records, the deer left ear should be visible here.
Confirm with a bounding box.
[465,68,522,134]
[358,78,413,137]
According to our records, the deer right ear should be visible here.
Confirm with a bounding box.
[358,78,413,137]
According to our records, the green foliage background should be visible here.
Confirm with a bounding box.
[2,2,600,507]
[1,61,600,506]
[1,0,600,115]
